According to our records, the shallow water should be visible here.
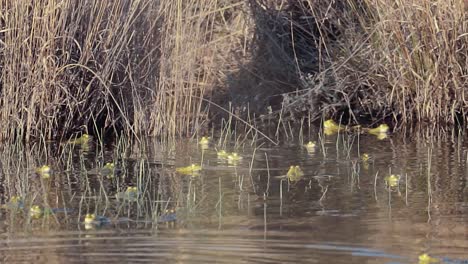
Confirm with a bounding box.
[0,132,467,263]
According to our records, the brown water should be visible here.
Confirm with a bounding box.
[0,132,467,263]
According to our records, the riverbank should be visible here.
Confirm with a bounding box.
[0,1,466,143]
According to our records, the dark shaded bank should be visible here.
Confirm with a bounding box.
[215,1,326,118]
[0,1,467,143]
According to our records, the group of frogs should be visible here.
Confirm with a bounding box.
[176,119,398,187]
[2,134,176,229]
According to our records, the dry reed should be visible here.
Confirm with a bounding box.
[274,0,467,128]
[1,0,466,144]
[0,0,249,143]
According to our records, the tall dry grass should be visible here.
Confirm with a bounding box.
[293,0,468,128]
[0,0,249,143]
[149,0,249,140]
[360,0,467,127]
[1,1,144,142]
[1,0,466,144]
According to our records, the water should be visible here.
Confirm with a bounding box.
[0,132,467,263]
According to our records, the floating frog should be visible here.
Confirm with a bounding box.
[361,153,370,162]
[84,213,111,230]
[323,119,345,132]
[158,209,177,223]
[198,136,210,150]
[385,174,400,188]
[101,162,116,178]
[418,253,439,264]
[29,205,53,219]
[36,165,51,179]
[84,213,109,225]
[227,153,243,161]
[374,132,388,140]
[1,196,24,210]
[66,134,92,145]
[324,119,390,137]
[367,124,389,134]
[116,186,140,202]
[176,164,202,175]
[88,162,120,178]
[304,141,316,153]
[323,119,355,135]
[287,165,304,182]
[217,150,229,159]
[199,136,210,145]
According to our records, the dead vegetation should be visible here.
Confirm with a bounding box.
[0,0,466,144]
[245,0,468,128]
[0,0,248,143]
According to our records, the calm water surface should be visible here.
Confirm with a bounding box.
[0,132,467,263]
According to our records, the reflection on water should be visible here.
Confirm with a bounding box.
[0,131,467,263]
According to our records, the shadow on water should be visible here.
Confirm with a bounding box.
[0,130,467,263]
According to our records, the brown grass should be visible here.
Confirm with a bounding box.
[149,0,250,140]
[0,0,249,143]
[269,0,467,128]
[338,0,468,128]
[0,0,466,144]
